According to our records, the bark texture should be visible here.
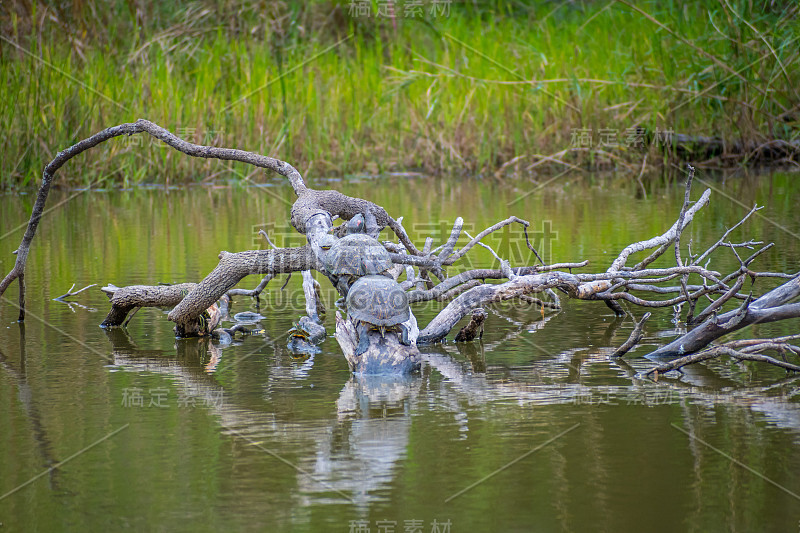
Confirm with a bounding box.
[100,283,198,327]
[169,247,320,330]
[418,273,578,344]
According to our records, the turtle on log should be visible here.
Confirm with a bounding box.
[346,274,412,354]
[322,214,393,296]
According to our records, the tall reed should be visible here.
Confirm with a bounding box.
[1,0,797,187]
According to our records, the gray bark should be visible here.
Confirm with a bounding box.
[100,283,198,327]
[0,119,305,321]
[418,272,579,344]
[168,247,320,331]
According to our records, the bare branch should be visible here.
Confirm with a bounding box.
[647,275,800,359]
[226,274,275,297]
[418,272,579,344]
[1,119,307,320]
[53,283,97,301]
[439,217,464,263]
[446,216,537,265]
[688,274,746,325]
[609,188,711,272]
[259,230,279,250]
[168,247,320,331]
[647,343,800,376]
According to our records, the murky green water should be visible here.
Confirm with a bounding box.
[1,172,799,532]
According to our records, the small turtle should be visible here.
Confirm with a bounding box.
[233,311,266,324]
[323,214,393,296]
[287,315,326,355]
[346,275,412,357]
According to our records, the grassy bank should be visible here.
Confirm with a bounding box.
[1,0,798,187]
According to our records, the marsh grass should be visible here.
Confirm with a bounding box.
[1,0,798,187]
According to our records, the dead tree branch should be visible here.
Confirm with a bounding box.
[2,119,420,324]
[53,283,98,301]
[168,247,319,333]
[647,274,800,359]
[100,283,198,327]
[418,272,580,344]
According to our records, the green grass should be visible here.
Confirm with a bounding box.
[1,0,798,187]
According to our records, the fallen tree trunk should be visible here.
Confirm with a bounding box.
[168,247,320,333]
[100,283,198,327]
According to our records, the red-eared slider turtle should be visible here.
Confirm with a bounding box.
[323,214,393,295]
[346,275,412,358]
[286,315,326,355]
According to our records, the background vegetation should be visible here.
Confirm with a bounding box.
[1,0,798,187]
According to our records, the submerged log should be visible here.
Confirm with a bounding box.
[335,312,421,374]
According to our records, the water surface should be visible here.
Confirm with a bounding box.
[1,172,799,532]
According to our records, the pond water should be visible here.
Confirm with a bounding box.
[1,171,799,532]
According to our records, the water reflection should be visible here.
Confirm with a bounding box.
[101,322,800,518]
[2,174,799,530]
[105,329,416,509]
[0,324,61,493]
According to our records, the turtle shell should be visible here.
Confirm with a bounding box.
[323,234,393,277]
[346,275,410,326]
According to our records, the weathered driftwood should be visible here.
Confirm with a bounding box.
[334,311,421,373]
[418,272,580,344]
[54,283,98,301]
[646,335,800,376]
[646,274,800,359]
[454,308,487,342]
[0,119,415,325]
[100,283,198,327]
[610,312,651,358]
[302,270,326,322]
[168,247,320,332]
[1,118,307,321]
[85,160,800,377]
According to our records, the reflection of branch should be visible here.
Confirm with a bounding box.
[647,336,800,376]
[0,325,60,490]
